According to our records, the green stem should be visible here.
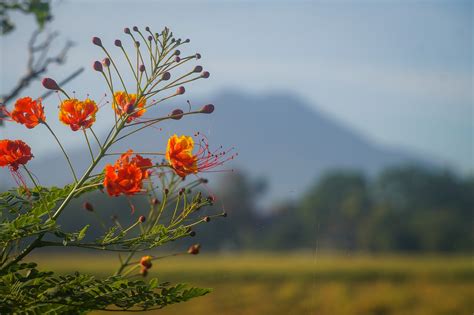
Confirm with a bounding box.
[83,129,94,162]
[43,122,78,182]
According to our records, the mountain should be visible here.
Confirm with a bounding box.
[0,89,424,202]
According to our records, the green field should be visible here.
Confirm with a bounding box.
[30,253,473,315]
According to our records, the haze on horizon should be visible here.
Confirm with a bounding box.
[0,0,472,174]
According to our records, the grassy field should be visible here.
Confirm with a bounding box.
[30,252,473,315]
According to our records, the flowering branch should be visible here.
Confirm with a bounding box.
[0,25,234,313]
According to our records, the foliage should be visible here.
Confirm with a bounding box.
[0,262,210,314]
[0,0,51,35]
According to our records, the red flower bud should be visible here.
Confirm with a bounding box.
[193,65,203,73]
[147,35,153,41]
[200,104,214,114]
[201,71,210,79]
[161,72,171,80]
[140,267,148,277]
[124,27,131,34]
[124,103,135,114]
[151,198,160,205]
[133,26,139,32]
[114,39,122,47]
[176,86,185,95]
[83,202,94,212]
[174,56,181,63]
[170,109,183,120]
[93,61,103,72]
[102,58,111,67]
[139,64,145,72]
[140,256,153,269]
[92,37,102,46]
[139,215,146,223]
[42,77,60,90]
[204,216,211,222]
[188,244,201,255]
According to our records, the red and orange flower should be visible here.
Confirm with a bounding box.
[165,135,198,178]
[59,98,98,131]
[103,150,153,196]
[1,97,45,128]
[113,91,146,123]
[166,134,234,178]
[0,139,33,171]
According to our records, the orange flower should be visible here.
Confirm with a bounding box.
[59,98,98,131]
[2,97,45,128]
[113,91,146,123]
[165,135,198,178]
[166,134,236,178]
[0,139,33,171]
[103,150,153,196]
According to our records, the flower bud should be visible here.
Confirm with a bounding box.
[190,231,196,237]
[193,65,203,73]
[124,27,131,34]
[161,72,171,80]
[135,41,140,47]
[133,26,139,32]
[187,244,201,255]
[201,71,210,79]
[179,188,185,195]
[200,178,209,183]
[114,39,122,47]
[145,26,150,32]
[204,216,211,222]
[92,36,102,46]
[164,188,169,195]
[147,35,152,41]
[200,104,214,114]
[174,50,181,56]
[223,212,228,217]
[124,103,135,114]
[184,39,190,43]
[139,215,146,223]
[174,56,181,63]
[102,58,111,67]
[207,196,215,203]
[151,198,160,205]
[42,77,60,90]
[176,86,185,95]
[140,255,153,269]
[195,53,201,59]
[139,64,146,72]
[83,201,94,212]
[170,109,184,120]
[93,61,103,72]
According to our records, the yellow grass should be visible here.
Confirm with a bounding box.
[29,252,473,315]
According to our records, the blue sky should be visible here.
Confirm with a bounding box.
[1,0,472,173]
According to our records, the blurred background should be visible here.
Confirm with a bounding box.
[0,0,473,314]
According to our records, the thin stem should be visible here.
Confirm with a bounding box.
[90,127,103,150]
[43,122,78,182]
[83,129,94,162]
